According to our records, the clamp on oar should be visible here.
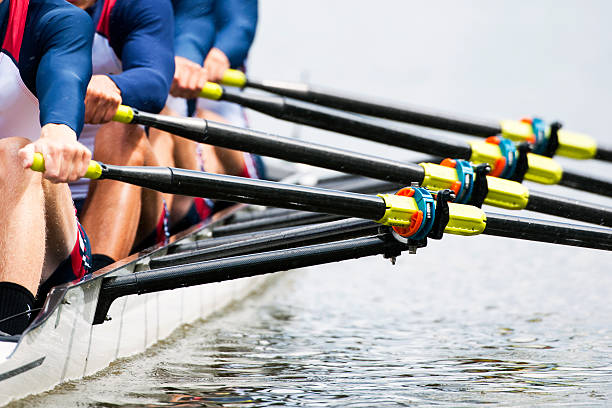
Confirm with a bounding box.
[501,118,596,159]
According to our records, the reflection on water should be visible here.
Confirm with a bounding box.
[17,248,612,407]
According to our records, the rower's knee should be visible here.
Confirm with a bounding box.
[93,122,147,166]
[0,137,40,191]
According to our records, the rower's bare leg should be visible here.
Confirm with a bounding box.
[134,140,164,247]
[195,108,246,176]
[0,138,76,334]
[150,106,203,224]
[149,106,177,211]
[81,122,146,263]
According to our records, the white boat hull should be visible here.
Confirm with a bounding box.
[0,209,274,405]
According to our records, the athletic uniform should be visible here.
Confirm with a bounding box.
[69,0,175,246]
[0,0,93,334]
[196,0,258,128]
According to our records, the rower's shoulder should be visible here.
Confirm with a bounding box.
[111,0,174,26]
[27,0,93,37]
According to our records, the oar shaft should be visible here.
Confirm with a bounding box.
[525,190,612,226]
[245,78,501,136]
[130,108,427,185]
[151,218,377,268]
[100,164,387,221]
[220,88,473,159]
[484,213,612,251]
[217,89,612,197]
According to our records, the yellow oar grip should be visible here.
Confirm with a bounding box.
[31,153,102,180]
[220,69,247,87]
[199,82,223,100]
[113,105,135,123]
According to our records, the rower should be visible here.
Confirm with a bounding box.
[0,0,93,335]
[195,0,264,180]
[66,0,175,271]
[150,0,261,234]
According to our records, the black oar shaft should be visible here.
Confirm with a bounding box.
[100,164,387,221]
[246,78,501,137]
[125,108,612,227]
[595,146,612,162]
[132,109,426,185]
[212,212,341,237]
[221,89,473,159]
[525,191,612,226]
[485,213,612,250]
[152,218,377,268]
[219,89,612,198]
[93,234,404,324]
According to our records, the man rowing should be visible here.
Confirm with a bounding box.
[151,0,260,234]
[66,0,175,271]
[0,0,94,335]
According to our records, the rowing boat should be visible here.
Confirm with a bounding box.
[0,203,275,405]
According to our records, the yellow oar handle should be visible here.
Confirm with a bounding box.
[376,193,486,236]
[31,152,103,180]
[199,82,224,100]
[112,105,135,124]
[220,69,247,88]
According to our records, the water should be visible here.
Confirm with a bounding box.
[15,1,612,406]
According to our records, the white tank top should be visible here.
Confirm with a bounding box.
[0,54,41,141]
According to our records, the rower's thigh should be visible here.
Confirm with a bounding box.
[41,179,77,280]
[93,122,146,165]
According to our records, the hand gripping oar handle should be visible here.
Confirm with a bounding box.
[31,153,103,179]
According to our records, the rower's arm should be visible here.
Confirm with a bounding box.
[172,0,216,66]
[213,0,258,67]
[107,0,175,114]
[33,4,94,136]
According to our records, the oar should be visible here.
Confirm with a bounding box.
[31,152,486,236]
[194,82,612,197]
[112,106,612,227]
[220,69,612,162]
[31,153,612,251]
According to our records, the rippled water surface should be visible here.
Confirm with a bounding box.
[14,0,612,406]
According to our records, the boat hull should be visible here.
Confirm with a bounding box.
[0,207,274,405]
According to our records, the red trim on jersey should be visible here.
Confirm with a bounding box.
[96,0,118,38]
[193,197,212,220]
[2,0,30,63]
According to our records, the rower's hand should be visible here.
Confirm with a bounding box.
[204,47,230,83]
[19,124,92,183]
[84,75,122,124]
[170,56,209,99]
